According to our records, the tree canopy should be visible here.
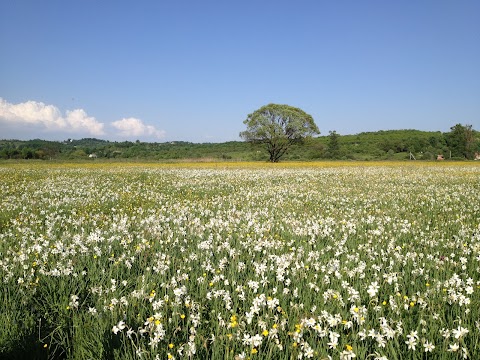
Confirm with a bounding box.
[445,123,476,159]
[327,130,341,159]
[239,104,320,162]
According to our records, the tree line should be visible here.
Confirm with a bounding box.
[239,104,478,162]
[0,124,478,161]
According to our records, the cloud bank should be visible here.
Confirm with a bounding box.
[111,117,166,139]
[0,98,166,140]
[0,98,105,138]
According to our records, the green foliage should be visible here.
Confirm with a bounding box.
[239,104,320,162]
[326,130,341,159]
[445,124,478,159]
[1,125,479,162]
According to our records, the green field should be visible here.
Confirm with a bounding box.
[1,162,479,359]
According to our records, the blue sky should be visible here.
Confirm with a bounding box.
[1,0,479,142]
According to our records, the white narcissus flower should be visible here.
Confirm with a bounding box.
[112,320,126,334]
[452,326,469,339]
[367,281,379,297]
[448,343,460,352]
[423,340,435,352]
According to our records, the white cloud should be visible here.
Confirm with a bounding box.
[111,117,166,139]
[0,98,167,141]
[65,109,105,136]
[0,98,105,137]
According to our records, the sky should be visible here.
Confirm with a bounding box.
[1,0,479,143]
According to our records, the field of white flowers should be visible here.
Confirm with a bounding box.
[1,163,479,360]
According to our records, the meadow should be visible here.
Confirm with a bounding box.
[0,162,479,359]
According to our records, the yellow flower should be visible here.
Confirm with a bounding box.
[292,342,298,348]
[382,300,387,305]
[43,343,48,349]
[155,319,161,326]
[180,314,186,319]
[251,348,258,354]
[346,344,353,351]
[230,314,238,328]
[353,307,359,313]
[167,353,173,359]
[410,301,415,307]
[272,323,278,329]
[168,343,174,349]
[262,329,269,337]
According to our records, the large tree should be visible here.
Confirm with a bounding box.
[240,104,319,162]
[327,130,341,159]
[445,123,476,159]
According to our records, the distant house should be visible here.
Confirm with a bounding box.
[475,152,480,161]
[437,154,444,160]
[89,153,98,159]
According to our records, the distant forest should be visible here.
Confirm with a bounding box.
[1,124,479,161]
